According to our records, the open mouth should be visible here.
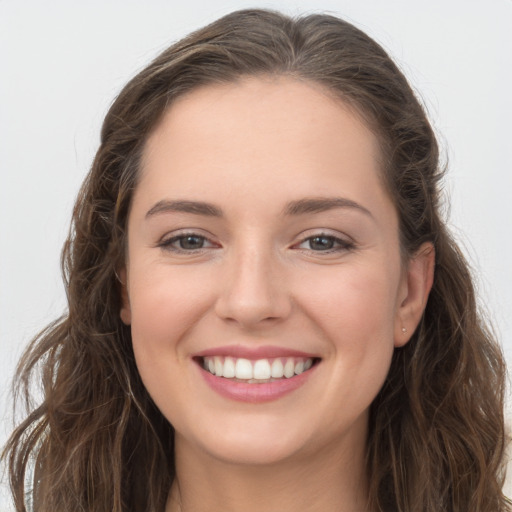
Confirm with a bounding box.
[196,356,320,383]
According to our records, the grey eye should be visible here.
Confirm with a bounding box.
[178,235,206,250]
[308,236,336,251]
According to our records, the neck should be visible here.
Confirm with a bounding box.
[166,433,369,512]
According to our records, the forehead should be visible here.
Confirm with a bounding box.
[147,76,375,148]
[136,77,391,220]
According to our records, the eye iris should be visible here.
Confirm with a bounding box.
[309,236,334,250]
[180,235,204,250]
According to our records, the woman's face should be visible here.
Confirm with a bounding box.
[121,77,430,466]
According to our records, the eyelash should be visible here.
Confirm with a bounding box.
[158,232,217,253]
[158,232,355,255]
[295,233,355,253]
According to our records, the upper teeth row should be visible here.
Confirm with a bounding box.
[203,356,314,380]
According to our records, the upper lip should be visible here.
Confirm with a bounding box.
[194,345,319,360]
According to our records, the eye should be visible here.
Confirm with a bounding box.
[159,233,217,252]
[296,234,354,253]
[175,234,207,250]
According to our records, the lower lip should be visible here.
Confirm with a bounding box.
[198,363,318,403]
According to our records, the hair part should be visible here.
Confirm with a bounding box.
[3,9,509,512]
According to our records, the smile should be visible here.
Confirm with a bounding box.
[195,352,320,403]
[201,356,315,382]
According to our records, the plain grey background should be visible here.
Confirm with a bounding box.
[1,0,511,507]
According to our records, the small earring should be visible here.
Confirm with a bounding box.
[401,327,407,334]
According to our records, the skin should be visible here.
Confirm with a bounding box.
[120,77,434,512]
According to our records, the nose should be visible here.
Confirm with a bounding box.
[214,246,292,329]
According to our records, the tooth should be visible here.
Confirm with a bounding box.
[284,358,295,378]
[294,360,305,375]
[214,356,223,376]
[204,355,314,380]
[253,359,271,379]
[223,357,235,378]
[271,359,284,378]
[235,358,253,379]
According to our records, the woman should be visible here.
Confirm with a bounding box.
[3,9,509,512]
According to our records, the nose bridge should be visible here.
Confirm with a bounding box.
[215,239,290,327]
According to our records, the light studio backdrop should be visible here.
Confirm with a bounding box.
[1,0,511,507]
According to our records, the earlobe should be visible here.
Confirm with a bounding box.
[394,242,435,347]
[118,268,132,325]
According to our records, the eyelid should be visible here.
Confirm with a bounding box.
[157,229,221,252]
[156,228,355,254]
[292,230,356,253]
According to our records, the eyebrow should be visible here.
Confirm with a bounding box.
[145,199,223,218]
[283,197,373,218]
[145,196,373,219]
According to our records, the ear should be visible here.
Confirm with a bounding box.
[118,267,132,325]
[394,242,435,347]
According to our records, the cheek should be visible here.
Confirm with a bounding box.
[127,265,214,361]
[126,266,216,427]
[296,263,400,402]
[298,262,400,342]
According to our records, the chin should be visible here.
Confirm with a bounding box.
[182,416,313,466]
[203,437,302,466]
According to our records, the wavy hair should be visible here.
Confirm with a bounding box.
[3,9,509,512]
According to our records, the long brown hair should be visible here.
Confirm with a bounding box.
[3,9,509,512]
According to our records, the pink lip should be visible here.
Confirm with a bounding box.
[194,345,318,360]
[196,360,318,404]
